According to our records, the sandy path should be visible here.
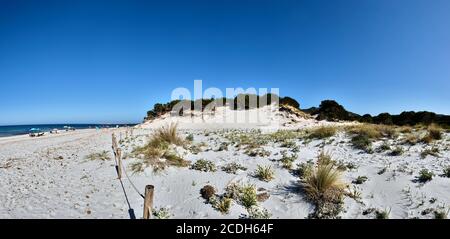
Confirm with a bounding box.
[0,129,134,218]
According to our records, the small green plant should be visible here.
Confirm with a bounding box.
[375,208,391,219]
[246,206,271,219]
[351,134,372,152]
[214,197,233,214]
[152,207,171,219]
[443,166,450,178]
[417,169,434,183]
[389,146,404,156]
[352,176,368,185]
[192,159,217,172]
[280,151,297,169]
[434,209,449,219]
[221,162,247,174]
[240,184,258,209]
[254,165,275,182]
[186,134,194,142]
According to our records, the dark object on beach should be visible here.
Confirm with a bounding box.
[200,185,216,200]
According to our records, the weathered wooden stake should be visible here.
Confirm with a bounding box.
[143,185,154,219]
[117,148,122,179]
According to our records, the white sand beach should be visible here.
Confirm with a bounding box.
[1,107,449,219]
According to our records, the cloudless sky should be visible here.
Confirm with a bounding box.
[1,0,449,125]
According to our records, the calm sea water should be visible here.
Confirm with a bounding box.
[0,124,137,137]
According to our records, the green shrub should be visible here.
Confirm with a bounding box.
[254,165,275,182]
[247,206,271,219]
[214,197,233,214]
[280,151,297,169]
[240,184,258,209]
[351,134,372,152]
[417,169,434,183]
[192,159,217,172]
[375,208,391,219]
[442,166,450,178]
[221,162,247,174]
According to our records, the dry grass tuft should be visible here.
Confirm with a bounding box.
[131,124,189,172]
[308,126,337,139]
[302,154,346,219]
[154,123,185,146]
[421,124,443,143]
[303,163,345,203]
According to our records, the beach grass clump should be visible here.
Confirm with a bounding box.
[131,124,190,172]
[192,159,217,172]
[420,147,440,159]
[303,163,345,202]
[239,184,258,209]
[403,133,419,145]
[346,124,397,151]
[213,197,233,214]
[421,124,443,143]
[308,126,337,139]
[154,123,185,146]
[85,151,110,161]
[389,146,404,156]
[221,162,247,174]
[375,208,391,219]
[302,157,346,218]
[417,169,434,183]
[254,165,275,182]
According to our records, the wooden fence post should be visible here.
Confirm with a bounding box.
[143,185,154,219]
[117,148,122,179]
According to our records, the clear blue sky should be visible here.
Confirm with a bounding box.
[1,0,449,125]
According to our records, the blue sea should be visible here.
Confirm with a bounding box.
[0,124,137,137]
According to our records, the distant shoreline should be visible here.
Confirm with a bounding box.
[0,123,137,138]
